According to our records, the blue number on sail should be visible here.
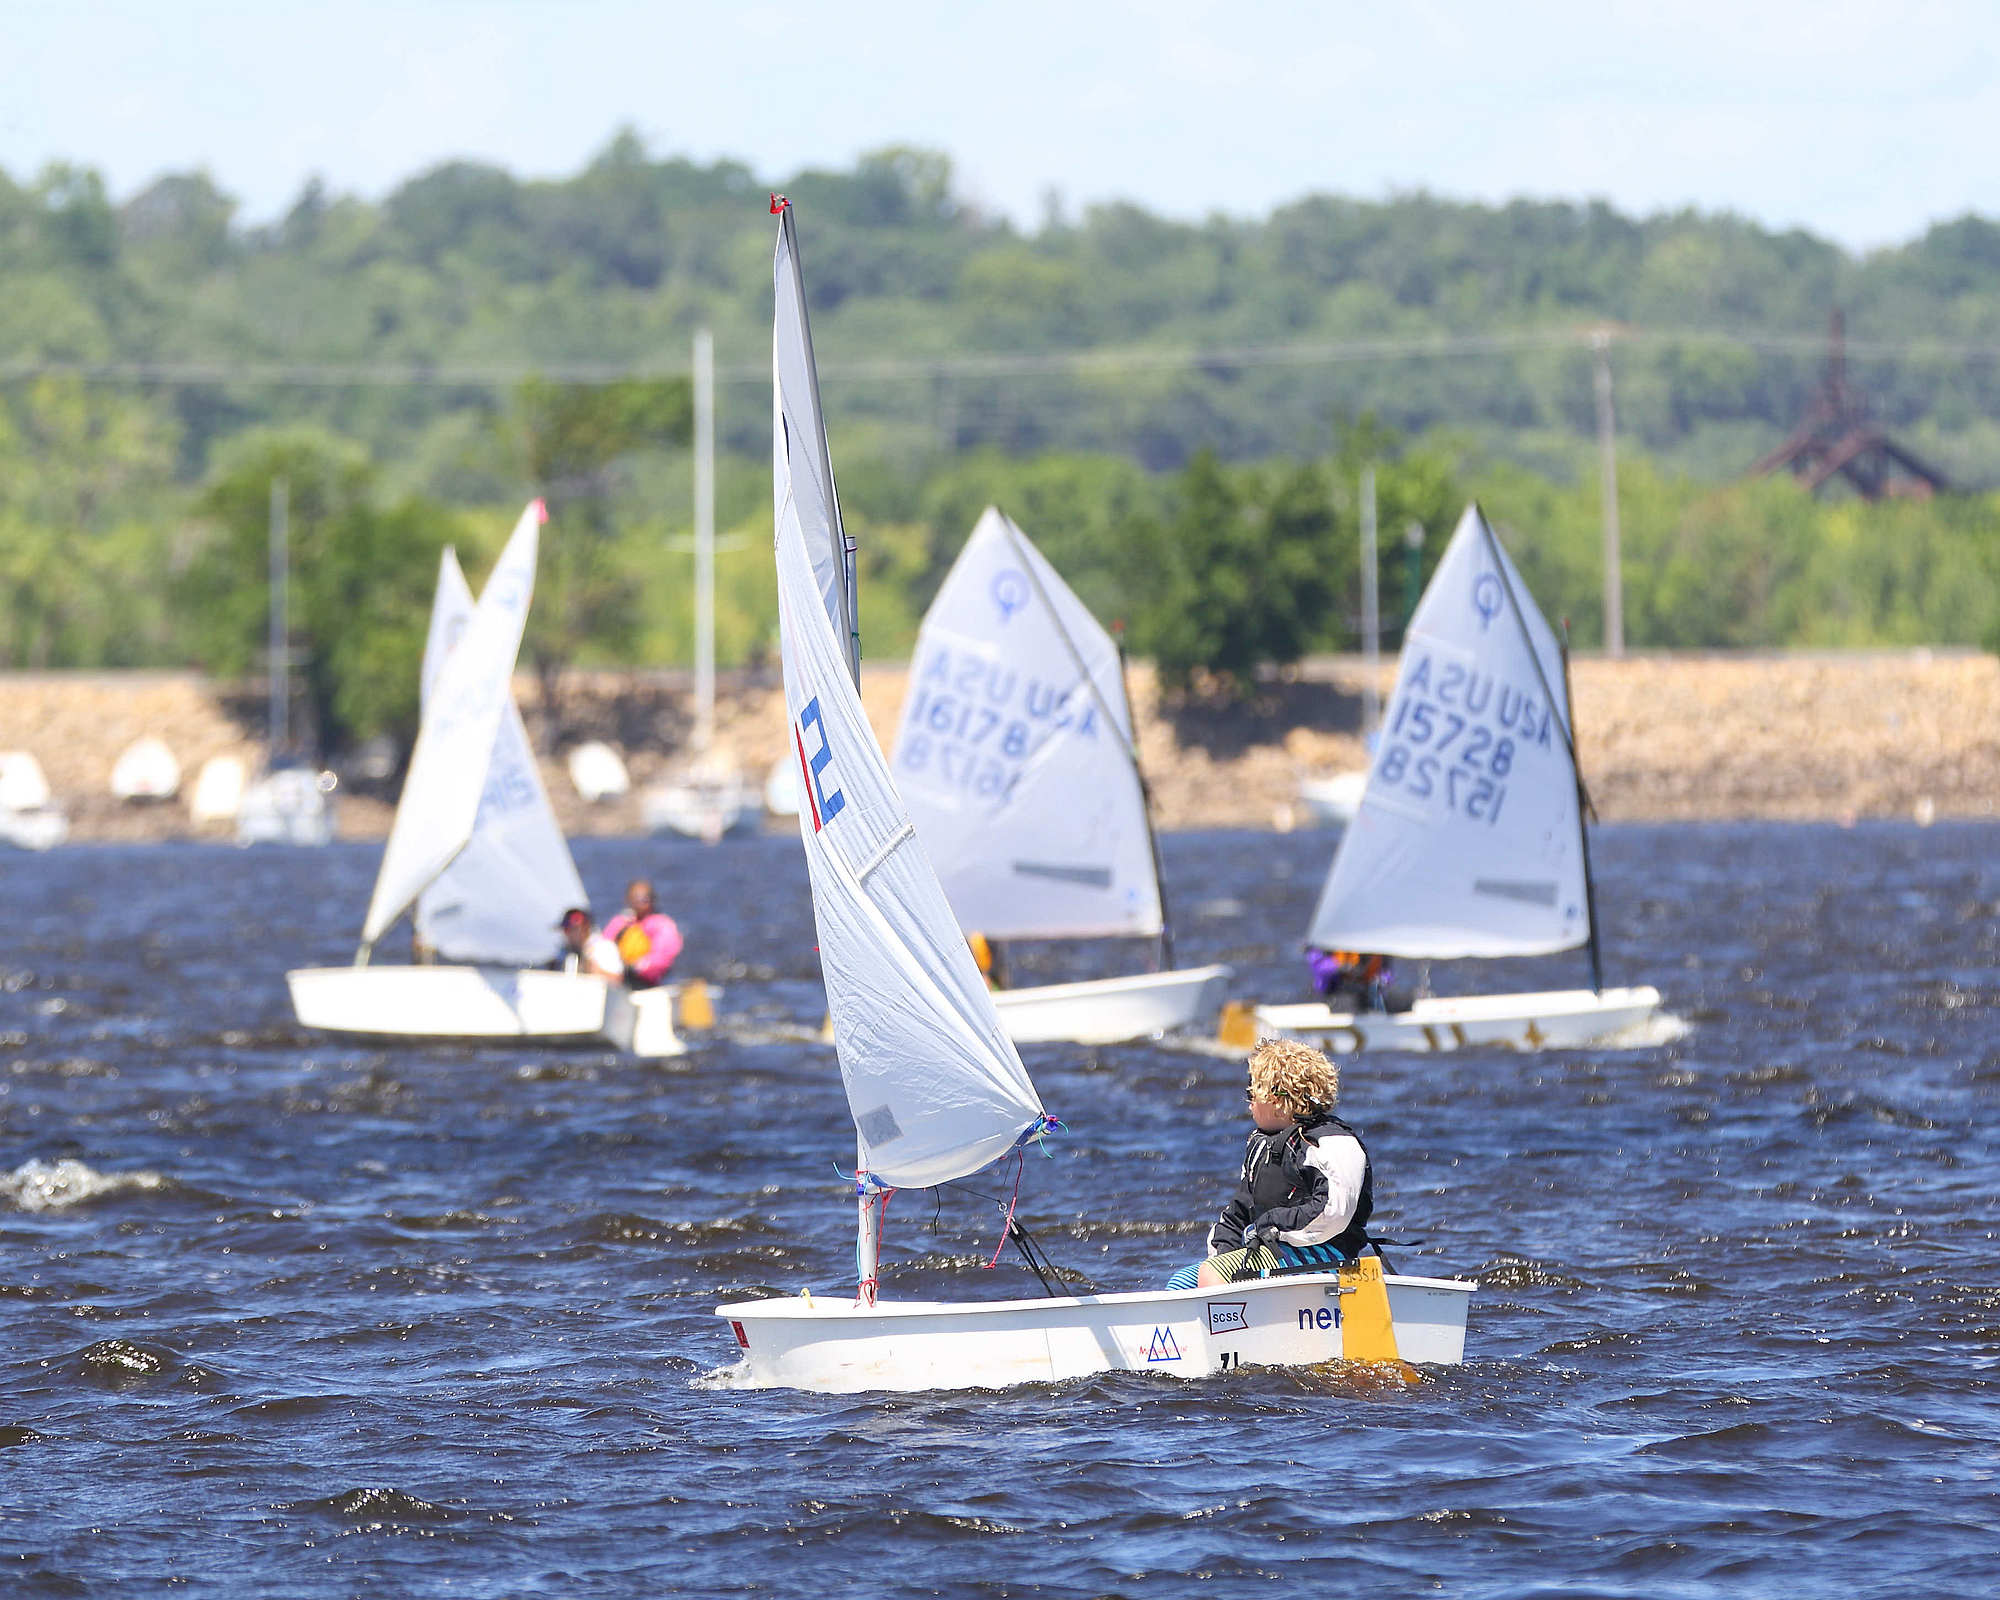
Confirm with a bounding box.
[795,696,846,832]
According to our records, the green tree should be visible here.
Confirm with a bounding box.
[0,376,177,667]
[1128,451,1343,692]
[179,427,459,751]
[512,374,691,736]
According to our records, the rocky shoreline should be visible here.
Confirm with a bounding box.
[3,650,1995,843]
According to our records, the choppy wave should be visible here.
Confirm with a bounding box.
[1,827,1996,1597]
[0,1157,164,1212]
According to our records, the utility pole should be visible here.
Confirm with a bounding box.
[1358,466,1380,733]
[693,328,716,752]
[1592,329,1625,658]
[268,476,289,762]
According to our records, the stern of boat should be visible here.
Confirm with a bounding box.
[1250,986,1664,1054]
[991,964,1233,1045]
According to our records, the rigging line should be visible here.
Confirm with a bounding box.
[1559,620,1606,996]
[937,1175,1093,1293]
[983,1151,1026,1270]
[1474,508,1606,984]
[1007,1220,1060,1298]
[1471,506,1589,778]
[992,509,1147,780]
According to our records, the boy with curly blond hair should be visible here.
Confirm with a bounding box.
[1167,1037,1374,1289]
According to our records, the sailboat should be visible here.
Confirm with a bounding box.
[1245,504,1662,1054]
[642,328,764,844]
[1298,467,1385,830]
[889,507,1230,1044]
[237,477,337,846]
[715,199,1472,1392]
[286,502,682,1056]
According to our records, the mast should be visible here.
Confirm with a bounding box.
[268,477,289,766]
[774,198,859,683]
[1559,623,1606,995]
[693,328,716,752]
[1358,466,1380,734]
[1473,504,1603,991]
[1592,330,1626,659]
[992,510,1174,969]
[1113,623,1175,971]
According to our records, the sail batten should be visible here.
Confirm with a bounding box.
[891,507,1161,943]
[1307,504,1588,960]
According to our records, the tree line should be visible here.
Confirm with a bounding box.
[2,140,1998,752]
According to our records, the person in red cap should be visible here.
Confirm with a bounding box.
[552,907,622,980]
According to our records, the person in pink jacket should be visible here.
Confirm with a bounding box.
[602,878,683,990]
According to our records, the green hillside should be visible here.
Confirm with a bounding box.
[3,136,1998,746]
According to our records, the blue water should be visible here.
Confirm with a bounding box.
[3,824,1996,1596]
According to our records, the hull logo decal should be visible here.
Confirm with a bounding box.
[1206,1301,1249,1335]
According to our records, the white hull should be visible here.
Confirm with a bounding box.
[717,1269,1474,1392]
[1297,770,1367,827]
[992,964,1232,1044]
[286,965,669,1052]
[236,771,335,846]
[627,986,689,1057]
[0,807,67,851]
[641,779,761,843]
[1253,985,1663,1053]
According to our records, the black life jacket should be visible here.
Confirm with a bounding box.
[1242,1110,1375,1261]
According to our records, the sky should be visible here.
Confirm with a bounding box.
[4,0,1996,252]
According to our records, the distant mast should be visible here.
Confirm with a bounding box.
[268,477,289,764]
[693,327,716,751]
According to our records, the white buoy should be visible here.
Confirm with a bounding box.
[567,741,629,803]
[110,737,181,801]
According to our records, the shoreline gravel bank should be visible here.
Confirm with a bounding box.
[3,650,1993,842]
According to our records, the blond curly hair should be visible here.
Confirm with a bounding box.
[1247,1037,1339,1116]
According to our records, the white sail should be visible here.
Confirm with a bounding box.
[418,546,476,706]
[1308,504,1588,959]
[361,502,544,951]
[776,465,1046,1192]
[413,548,586,967]
[772,201,852,671]
[891,507,1160,941]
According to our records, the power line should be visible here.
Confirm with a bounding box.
[2,326,1995,391]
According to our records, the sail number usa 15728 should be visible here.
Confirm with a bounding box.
[1372,650,1560,825]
